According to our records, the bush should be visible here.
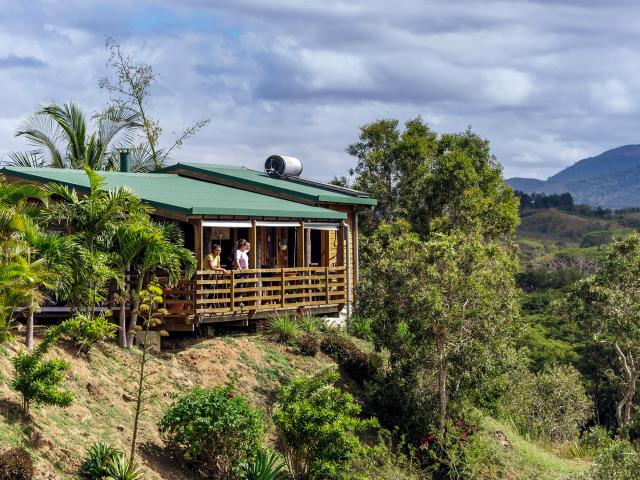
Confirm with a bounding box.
[501,364,592,443]
[346,316,373,342]
[296,334,319,356]
[242,449,288,480]
[266,315,300,344]
[320,333,381,384]
[159,386,264,479]
[296,313,322,335]
[272,368,377,479]
[12,325,73,416]
[0,447,35,480]
[103,455,143,480]
[349,430,422,480]
[81,442,122,479]
[60,312,118,353]
[579,438,640,480]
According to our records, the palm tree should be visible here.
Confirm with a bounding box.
[7,102,140,171]
[126,221,195,348]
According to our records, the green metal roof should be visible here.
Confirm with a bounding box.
[1,167,347,220]
[161,162,377,207]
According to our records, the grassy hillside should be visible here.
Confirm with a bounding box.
[0,331,592,479]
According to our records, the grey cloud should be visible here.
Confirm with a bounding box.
[0,55,46,69]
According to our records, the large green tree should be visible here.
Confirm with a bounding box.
[358,221,521,436]
[346,117,519,239]
[563,232,640,434]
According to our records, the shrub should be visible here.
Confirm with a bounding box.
[296,334,319,356]
[60,312,118,353]
[0,447,35,480]
[103,455,143,480]
[12,325,72,416]
[242,449,288,480]
[320,333,381,384]
[81,442,123,479]
[296,313,322,335]
[266,315,300,344]
[272,368,377,479]
[501,364,592,443]
[159,386,264,479]
[579,438,640,480]
[346,316,373,342]
[349,430,422,480]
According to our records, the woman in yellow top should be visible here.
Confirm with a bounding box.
[205,244,229,274]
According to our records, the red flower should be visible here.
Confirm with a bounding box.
[227,391,236,398]
[162,392,168,398]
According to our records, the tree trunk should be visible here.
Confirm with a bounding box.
[26,310,34,350]
[118,299,127,348]
[436,335,447,436]
[613,343,638,435]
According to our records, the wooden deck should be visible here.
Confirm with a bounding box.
[159,266,347,327]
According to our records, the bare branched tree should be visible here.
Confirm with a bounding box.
[99,37,211,171]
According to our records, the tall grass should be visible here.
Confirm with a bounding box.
[265,315,300,344]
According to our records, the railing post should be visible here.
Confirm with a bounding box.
[230,271,235,311]
[325,268,330,304]
[280,268,285,308]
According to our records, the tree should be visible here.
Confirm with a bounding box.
[8,102,139,170]
[272,369,376,479]
[100,38,211,171]
[346,117,519,239]
[563,232,640,434]
[357,221,520,437]
[12,323,72,417]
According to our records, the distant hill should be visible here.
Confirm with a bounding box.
[506,144,640,208]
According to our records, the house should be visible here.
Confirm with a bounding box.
[1,155,376,332]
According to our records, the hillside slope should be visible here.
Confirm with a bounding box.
[0,332,590,479]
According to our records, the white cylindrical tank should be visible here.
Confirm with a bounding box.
[265,155,303,177]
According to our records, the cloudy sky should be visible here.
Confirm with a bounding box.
[0,0,638,181]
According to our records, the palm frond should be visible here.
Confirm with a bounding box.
[15,112,66,168]
[4,151,48,168]
[38,103,87,168]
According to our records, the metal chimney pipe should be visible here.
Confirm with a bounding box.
[119,149,131,173]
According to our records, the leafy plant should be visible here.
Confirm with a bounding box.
[12,324,72,416]
[266,315,300,344]
[346,316,373,342]
[61,312,118,353]
[104,454,143,480]
[272,368,377,479]
[579,437,640,480]
[81,442,123,479]
[320,333,380,384]
[0,447,35,480]
[159,385,264,479]
[296,334,319,356]
[296,313,322,335]
[242,449,288,480]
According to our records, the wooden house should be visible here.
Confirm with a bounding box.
[1,156,376,332]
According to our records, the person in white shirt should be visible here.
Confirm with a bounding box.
[232,239,251,307]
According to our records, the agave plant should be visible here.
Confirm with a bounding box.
[242,449,289,480]
[105,453,143,480]
[81,441,123,479]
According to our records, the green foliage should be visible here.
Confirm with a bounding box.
[103,455,143,480]
[272,369,377,479]
[562,232,640,433]
[11,325,72,416]
[159,386,264,479]
[346,117,519,239]
[358,222,521,437]
[346,315,373,342]
[501,364,592,443]
[0,447,35,480]
[81,442,123,479]
[242,449,288,480]
[296,313,322,335]
[349,430,423,480]
[579,438,640,480]
[296,333,319,356]
[266,315,300,344]
[60,313,118,353]
[320,333,380,384]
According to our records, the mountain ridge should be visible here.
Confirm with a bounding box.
[506,144,640,208]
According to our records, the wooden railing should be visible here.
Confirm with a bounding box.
[195,266,347,316]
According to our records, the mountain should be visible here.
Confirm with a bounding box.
[506,144,640,208]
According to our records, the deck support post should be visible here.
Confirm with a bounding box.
[297,221,305,267]
[250,220,258,268]
[189,218,204,270]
